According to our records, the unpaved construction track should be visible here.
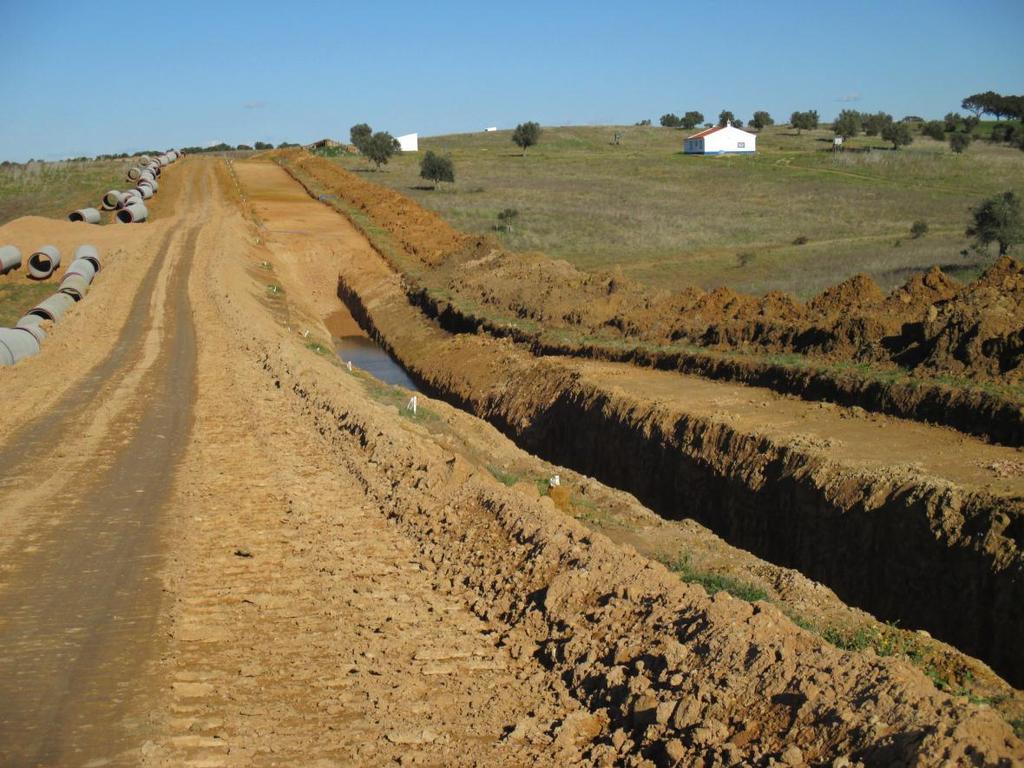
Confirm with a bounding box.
[0,157,1022,766]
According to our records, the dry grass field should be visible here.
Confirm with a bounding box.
[0,158,130,226]
[330,124,1024,297]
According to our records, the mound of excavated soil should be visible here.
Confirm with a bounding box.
[287,151,471,266]
[287,149,1024,383]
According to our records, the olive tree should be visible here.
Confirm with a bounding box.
[419,150,455,188]
[967,191,1023,255]
[512,121,542,155]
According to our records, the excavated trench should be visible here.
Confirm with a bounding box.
[334,274,1024,689]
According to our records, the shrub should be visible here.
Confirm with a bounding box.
[922,121,946,141]
[833,109,862,139]
[681,111,705,129]
[363,132,400,169]
[751,111,774,130]
[793,235,809,245]
[790,110,819,134]
[949,132,972,153]
[910,220,929,239]
[967,191,1024,255]
[660,113,681,128]
[496,208,518,232]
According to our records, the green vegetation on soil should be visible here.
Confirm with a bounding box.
[0,159,130,225]
[660,553,768,602]
[0,283,55,327]
[330,123,1024,297]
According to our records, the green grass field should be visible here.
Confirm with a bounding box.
[0,159,131,226]
[330,124,1024,297]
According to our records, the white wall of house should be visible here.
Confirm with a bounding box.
[397,133,418,151]
[684,124,756,155]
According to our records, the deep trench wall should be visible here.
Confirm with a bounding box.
[339,273,1024,688]
[408,287,1024,448]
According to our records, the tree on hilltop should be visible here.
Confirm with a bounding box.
[512,122,542,155]
[718,110,742,127]
[751,111,774,130]
[660,113,682,128]
[681,111,705,129]
[790,110,819,134]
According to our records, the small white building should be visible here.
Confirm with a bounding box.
[485,126,498,132]
[396,132,418,152]
[683,122,756,155]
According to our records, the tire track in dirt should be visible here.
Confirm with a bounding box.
[0,166,207,767]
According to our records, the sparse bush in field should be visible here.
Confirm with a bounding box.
[419,150,455,188]
[662,553,768,602]
[660,113,681,128]
[990,123,1018,144]
[944,112,961,132]
[635,119,651,126]
[922,121,946,141]
[793,235,809,245]
[276,141,299,148]
[833,109,863,139]
[790,110,819,134]
[236,144,253,150]
[737,251,755,267]
[681,111,705,129]
[949,132,972,153]
[254,141,273,150]
[910,220,929,239]
[967,191,1024,255]
[882,121,913,149]
[963,115,980,132]
[750,111,773,130]
[496,207,518,232]
[512,121,542,155]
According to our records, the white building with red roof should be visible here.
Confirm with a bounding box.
[683,121,756,155]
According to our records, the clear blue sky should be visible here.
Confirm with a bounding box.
[1,0,1021,161]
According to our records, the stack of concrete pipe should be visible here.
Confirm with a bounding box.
[78,148,183,224]
[0,244,102,366]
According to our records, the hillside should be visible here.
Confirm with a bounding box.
[329,124,1024,297]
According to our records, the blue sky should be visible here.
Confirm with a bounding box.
[0,0,1021,161]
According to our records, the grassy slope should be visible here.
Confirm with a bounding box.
[330,124,1024,298]
[0,159,131,226]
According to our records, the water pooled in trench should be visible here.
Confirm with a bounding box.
[325,307,419,391]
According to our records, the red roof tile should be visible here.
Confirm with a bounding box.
[686,125,725,140]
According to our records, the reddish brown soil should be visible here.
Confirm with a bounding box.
[230,157,1024,764]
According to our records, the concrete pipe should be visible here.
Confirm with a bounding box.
[64,257,97,284]
[15,315,47,343]
[68,207,101,224]
[116,202,148,224]
[139,169,156,183]
[0,327,41,366]
[28,246,61,279]
[28,292,75,322]
[127,166,142,181]
[73,244,101,272]
[136,184,153,199]
[117,191,142,209]
[102,190,124,210]
[59,274,90,301]
[0,245,21,274]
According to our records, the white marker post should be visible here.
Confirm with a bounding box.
[406,396,418,416]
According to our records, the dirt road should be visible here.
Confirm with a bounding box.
[0,156,1021,766]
